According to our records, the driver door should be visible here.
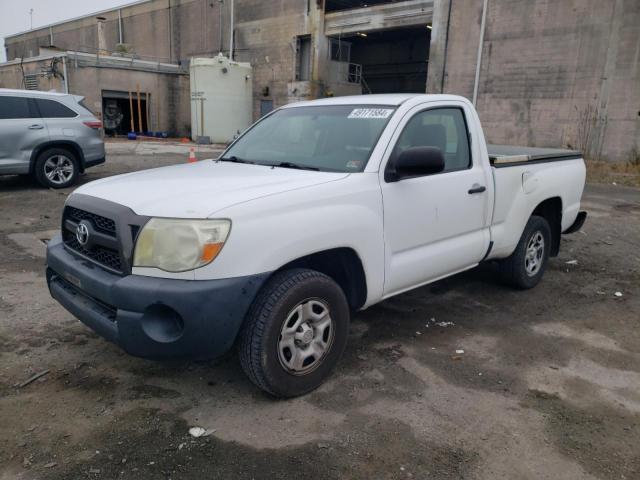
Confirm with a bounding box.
[381,102,491,297]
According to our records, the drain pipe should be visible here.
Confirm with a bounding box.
[472,0,488,106]
[229,0,234,60]
[62,55,69,93]
[218,0,223,53]
[118,9,123,44]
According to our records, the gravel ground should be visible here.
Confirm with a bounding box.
[1,146,639,480]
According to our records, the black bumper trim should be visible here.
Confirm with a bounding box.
[49,273,118,343]
[84,157,106,169]
[46,235,270,360]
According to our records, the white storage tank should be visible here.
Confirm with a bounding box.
[190,54,253,144]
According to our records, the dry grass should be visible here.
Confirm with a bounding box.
[586,160,640,188]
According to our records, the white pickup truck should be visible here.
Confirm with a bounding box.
[46,94,587,397]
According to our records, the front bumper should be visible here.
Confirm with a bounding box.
[46,235,268,360]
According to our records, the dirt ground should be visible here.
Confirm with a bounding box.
[1,145,639,479]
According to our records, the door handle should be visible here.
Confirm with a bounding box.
[468,185,486,194]
[28,124,44,130]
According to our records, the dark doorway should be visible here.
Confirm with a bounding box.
[102,90,149,136]
[346,26,430,94]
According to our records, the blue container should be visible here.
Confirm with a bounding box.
[127,132,137,140]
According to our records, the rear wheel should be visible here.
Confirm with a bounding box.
[34,148,79,189]
[238,269,350,397]
[499,215,551,289]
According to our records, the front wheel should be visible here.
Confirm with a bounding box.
[238,269,350,398]
[499,215,551,289]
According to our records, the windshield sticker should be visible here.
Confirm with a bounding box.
[348,108,393,119]
[345,160,363,170]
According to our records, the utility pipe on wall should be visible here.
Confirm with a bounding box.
[62,55,69,93]
[218,0,223,53]
[472,0,488,106]
[118,9,123,44]
[229,0,234,60]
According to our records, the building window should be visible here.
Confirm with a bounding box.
[329,38,351,63]
[295,35,312,81]
[24,74,39,90]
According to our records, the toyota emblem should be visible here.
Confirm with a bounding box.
[76,222,90,246]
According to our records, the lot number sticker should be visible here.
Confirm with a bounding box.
[348,108,393,119]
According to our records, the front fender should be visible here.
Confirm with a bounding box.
[197,174,385,306]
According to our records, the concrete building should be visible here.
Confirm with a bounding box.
[1,0,638,161]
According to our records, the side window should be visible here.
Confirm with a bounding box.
[393,107,471,173]
[0,96,39,119]
[35,98,78,118]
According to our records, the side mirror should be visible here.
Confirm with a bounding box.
[386,146,445,182]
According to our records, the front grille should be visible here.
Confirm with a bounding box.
[65,206,116,236]
[63,234,123,272]
[62,206,123,273]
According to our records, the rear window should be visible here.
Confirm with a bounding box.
[35,98,78,118]
[0,96,39,119]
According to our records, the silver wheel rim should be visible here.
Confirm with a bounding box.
[44,155,74,185]
[525,231,545,277]
[278,298,334,375]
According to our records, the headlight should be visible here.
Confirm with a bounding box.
[133,218,231,272]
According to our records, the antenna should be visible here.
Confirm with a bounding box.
[29,8,34,30]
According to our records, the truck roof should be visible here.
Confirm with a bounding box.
[283,94,470,108]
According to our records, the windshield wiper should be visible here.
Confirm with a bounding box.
[218,156,255,164]
[270,161,320,171]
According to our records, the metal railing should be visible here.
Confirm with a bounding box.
[331,61,363,85]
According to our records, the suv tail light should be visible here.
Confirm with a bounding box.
[83,120,102,129]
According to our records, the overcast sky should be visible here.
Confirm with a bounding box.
[0,0,131,62]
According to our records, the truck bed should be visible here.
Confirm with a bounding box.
[488,145,582,168]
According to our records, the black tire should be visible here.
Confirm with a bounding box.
[238,268,350,398]
[499,215,551,289]
[34,147,79,189]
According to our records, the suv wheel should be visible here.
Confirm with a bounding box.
[499,215,551,289]
[34,148,79,188]
[238,269,350,398]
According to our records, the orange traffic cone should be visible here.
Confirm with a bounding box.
[188,147,197,163]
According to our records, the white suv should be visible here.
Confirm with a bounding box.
[0,89,105,188]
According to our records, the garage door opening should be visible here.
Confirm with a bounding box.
[338,26,431,94]
[102,90,150,136]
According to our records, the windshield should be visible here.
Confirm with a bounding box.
[221,105,396,172]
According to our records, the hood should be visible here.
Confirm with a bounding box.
[73,160,349,218]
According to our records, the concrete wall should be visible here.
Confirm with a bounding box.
[4,0,228,64]
[0,58,65,92]
[66,66,190,136]
[0,55,190,136]
[4,0,314,120]
[233,0,311,118]
[429,0,640,162]
[5,0,639,159]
